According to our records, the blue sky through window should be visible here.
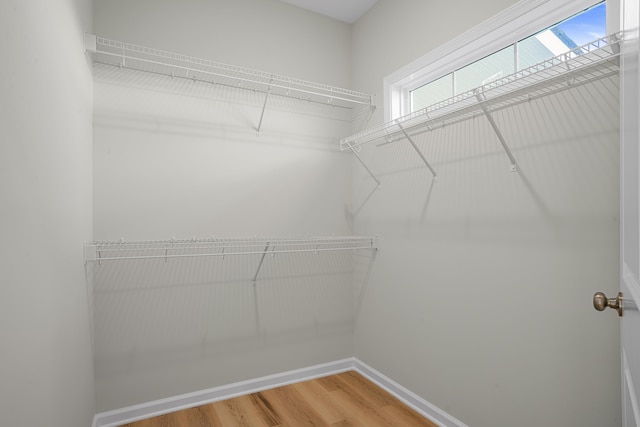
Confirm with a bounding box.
[554,2,606,47]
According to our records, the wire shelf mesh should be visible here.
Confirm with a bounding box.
[92,36,374,111]
[85,236,378,263]
[341,32,623,150]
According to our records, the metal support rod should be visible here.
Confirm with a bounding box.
[256,80,273,135]
[252,242,270,285]
[350,147,381,187]
[252,242,270,334]
[354,247,378,318]
[475,91,518,172]
[396,122,438,181]
[360,105,376,133]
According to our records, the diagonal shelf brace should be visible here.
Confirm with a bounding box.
[475,91,517,172]
[352,147,381,187]
[360,104,376,133]
[346,142,381,188]
[256,79,273,135]
[396,122,438,181]
[252,242,270,285]
[252,242,270,336]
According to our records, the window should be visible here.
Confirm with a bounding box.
[385,0,615,121]
[409,2,606,113]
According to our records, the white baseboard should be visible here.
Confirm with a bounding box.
[92,357,465,427]
[353,359,468,427]
[92,358,354,427]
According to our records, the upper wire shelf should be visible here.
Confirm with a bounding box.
[341,32,623,151]
[87,35,374,111]
[84,236,378,263]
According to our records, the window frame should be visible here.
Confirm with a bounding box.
[384,0,621,122]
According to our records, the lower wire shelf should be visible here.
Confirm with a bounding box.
[84,236,378,264]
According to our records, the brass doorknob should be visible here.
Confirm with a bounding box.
[593,291,623,317]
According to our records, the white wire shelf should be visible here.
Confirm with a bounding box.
[84,236,378,263]
[341,32,623,151]
[86,34,374,117]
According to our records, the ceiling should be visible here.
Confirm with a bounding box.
[279,0,378,24]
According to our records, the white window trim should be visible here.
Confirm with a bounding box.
[384,0,621,122]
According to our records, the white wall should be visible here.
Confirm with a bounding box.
[0,1,95,426]
[92,0,362,411]
[351,1,621,427]
[94,0,352,89]
[92,66,355,240]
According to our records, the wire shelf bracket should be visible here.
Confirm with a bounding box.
[345,141,381,188]
[256,80,273,136]
[345,102,381,186]
[252,242,270,286]
[397,121,438,181]
[474,90,517,172]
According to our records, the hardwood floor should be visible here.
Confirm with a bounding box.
[120,371,438,427]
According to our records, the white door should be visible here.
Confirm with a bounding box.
[619,0,640,425]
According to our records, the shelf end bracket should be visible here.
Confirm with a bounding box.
[346,142,381,188]
[396,122,438,181]
[84,33,97,54]
[252,242,270,286]
[360,104,376,133]
[475,91,517,172]
[256,80,273,135]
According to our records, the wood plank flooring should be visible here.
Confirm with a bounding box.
[120,371,438,427]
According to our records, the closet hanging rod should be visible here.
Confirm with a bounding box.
[340,31,624,150]
[87,35,375,108]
